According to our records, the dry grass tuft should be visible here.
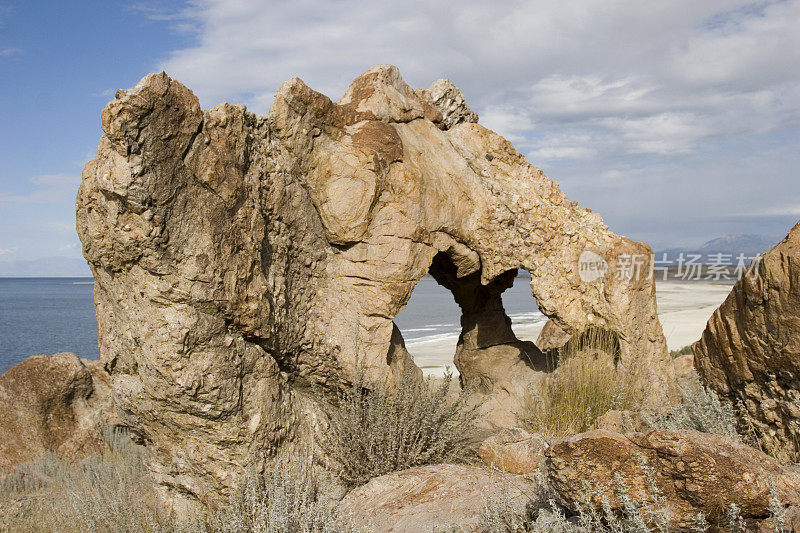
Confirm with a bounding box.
[521,327,648,439]
[0,430,348,532]
[320,362,480,489]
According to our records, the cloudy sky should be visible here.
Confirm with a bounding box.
[1,0,798,269]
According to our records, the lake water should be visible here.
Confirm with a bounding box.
[395,276,545,352]
[0,278,99,373]
[0,275,544,374]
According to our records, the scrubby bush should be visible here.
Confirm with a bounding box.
[641,371,739,438]
[0,431,347,533]
[521,327,648,438]
[478,464,672,533]
[0,430,186,533]
[208,459,342,533]
[669,345,693,359]
[320,362,479,488]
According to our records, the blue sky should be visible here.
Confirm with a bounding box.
[1,0,799,269]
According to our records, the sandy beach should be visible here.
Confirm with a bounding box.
[408,281,734,376]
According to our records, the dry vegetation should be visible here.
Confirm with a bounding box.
[207,460,342,533]
[521,327,649,438]
[0,430,186,532]
[641,372,739,438]
[476,472,789,533]
[1,363,482,532]
[0,432,346,532]
[3,339,793,532]
[320,363,480,488]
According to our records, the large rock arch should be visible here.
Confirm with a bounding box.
[77,65,669,506]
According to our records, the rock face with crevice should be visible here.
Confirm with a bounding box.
[77,64,668,506]
[694,222,800,462]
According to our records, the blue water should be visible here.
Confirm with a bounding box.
[395,275,544,349]
[0,275,543,375]
[0,278,99,373]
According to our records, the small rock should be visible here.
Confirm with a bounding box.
[478,427,548,474]
[338,464,537,533]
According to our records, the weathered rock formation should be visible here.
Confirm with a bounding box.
[338,464,537,532]
[546,429,800,530]
[76,64,668,505]
[0,354,116,469]
[694,222,800,462]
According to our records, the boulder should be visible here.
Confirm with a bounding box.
[0,354,116,469]
[546,429,800,530]
[76,64,669,505]
[338,463,537,532]
[694,222,800,462]
[478,427,548,474]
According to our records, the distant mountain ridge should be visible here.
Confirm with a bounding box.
[658,234,781,261]
[0,257,91,277]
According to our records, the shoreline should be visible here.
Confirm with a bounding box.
[409,280,733,376]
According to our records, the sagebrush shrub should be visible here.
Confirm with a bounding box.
[0,430,187,533]
[0,431,346,533]
[208,459,342,533]
[641,371,739,438]
[320,362,479,488]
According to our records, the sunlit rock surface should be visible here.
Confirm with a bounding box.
[77,65,668,505]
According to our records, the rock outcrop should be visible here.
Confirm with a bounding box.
[478,427,549,474]
[546,429,800,530]
[338,464,537,532]
[76,64,668,505]
[0,354,116,469]
[694,222,800,462]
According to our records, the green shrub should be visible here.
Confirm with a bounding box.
[320,362,479,489]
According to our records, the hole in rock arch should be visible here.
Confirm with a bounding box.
[393,252,548,377]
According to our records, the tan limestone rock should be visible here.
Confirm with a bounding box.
[546,429,800,529]
[478,427,549,474]
[338,463,537,532]
[694,222,800,462]
[76,65,669,505]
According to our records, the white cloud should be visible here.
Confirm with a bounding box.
[0,174,80,204]
[0,246,17,256]
[147,0,800,245]
[528,134,597,162]
[479,105,536,143]
[0,47,22,58]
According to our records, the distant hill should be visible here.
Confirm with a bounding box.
[658,234,781,262]
[0,257,92,277]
